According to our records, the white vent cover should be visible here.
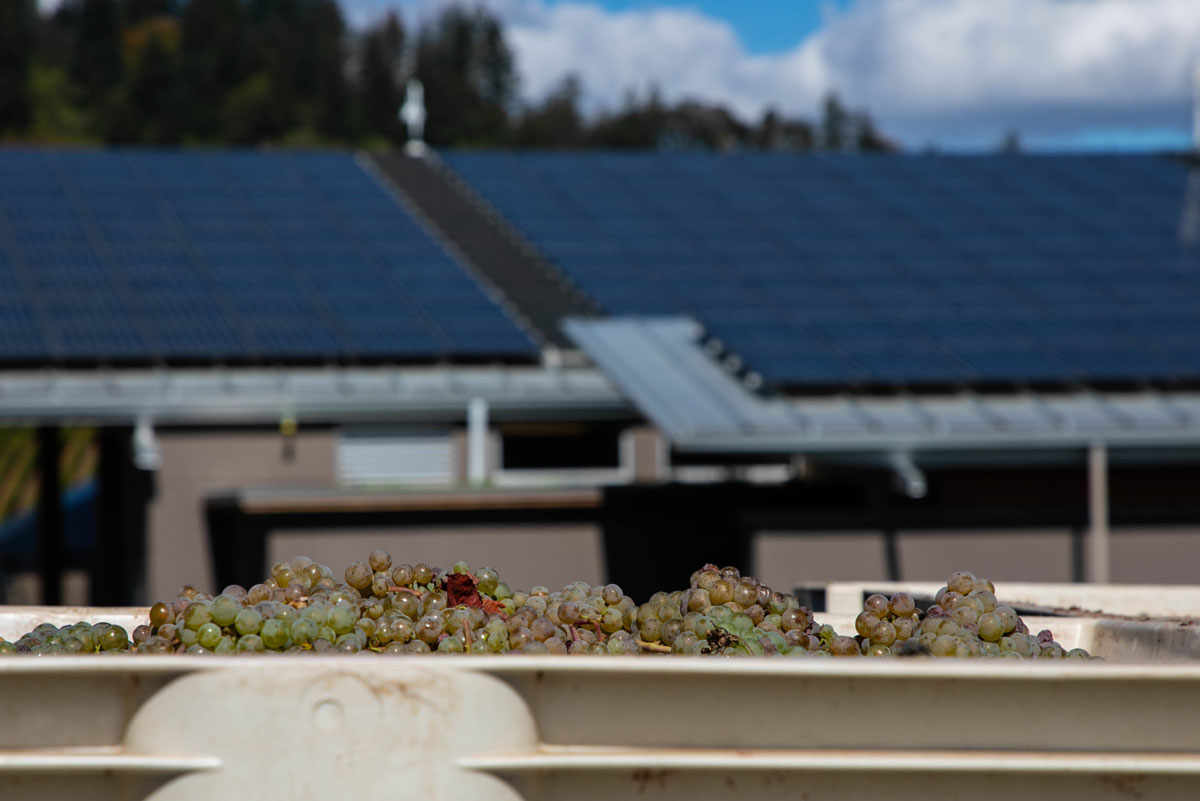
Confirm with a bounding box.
[336,427,455,487]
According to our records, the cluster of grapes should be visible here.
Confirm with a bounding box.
[634,565,819,656]
[852,570,1092,659]
[0,555,1089,659]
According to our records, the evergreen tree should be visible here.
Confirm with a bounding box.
[306,0,350,139]
[357,12,406,143]
[180,0,247,140]
[66,0,125,109]
[121,27,184,144]
[512,75,583,147]
[121,0,179,24]
[0,0,36,135]
[820,93,850,151]
[415,6,515,145]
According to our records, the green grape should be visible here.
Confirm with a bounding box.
[291,618,318,646]
[197,623,222,650]
[829,636,859,656]
[889,592,916,618]
[368,550,392,572]
[100,626,129,651]
[437,636,464,654]
[600,608,624,634]
[864,594,890,617]
[659,619,682,646]
[969,589,998,613]
[412,564,434,585]
[149,602,173,628]
[931,635,957,657]
[329,603,357,635]
[870,620,897,647]
[210,594,241,627]
[179,627,199,647]
[182,603,212,631]
[732,581,758,607]
[231,607,261,637]
[391,564,413,586]
[638,617,662,642]
[995,605,1019,634]
[421,592,447,615]
[947,571,976,595]
[344,561,372,590]
[260,619,289,650]
[709,580,733,605]
[475,567,500,595]
[416,615,444,644]
[855,611,880,638]
[214,637,236,655]
[977,613,1004,642]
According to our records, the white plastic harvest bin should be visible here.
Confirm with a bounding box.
[4,606,1200,800]
[821,581,1200,618]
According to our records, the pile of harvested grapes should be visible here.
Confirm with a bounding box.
[0,552,1092,659]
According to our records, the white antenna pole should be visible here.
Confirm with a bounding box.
[400,79,427,156]
[1193,61,1200,150]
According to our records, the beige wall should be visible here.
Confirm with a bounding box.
[145,424,1200,603]
[147,427,605,602]
[754,532,889,590]
[148,429,336,602]
[270,525,605,593]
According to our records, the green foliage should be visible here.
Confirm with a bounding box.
[415,6,515,146]
[358,11,405,144]
[7,1,895,151]
[0,0,37,136]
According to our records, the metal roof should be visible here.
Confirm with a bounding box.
[0,365,629,425]
[565,316,1200,458]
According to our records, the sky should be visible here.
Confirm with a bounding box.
[341,0,1200,152]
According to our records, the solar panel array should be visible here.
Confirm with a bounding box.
[446,152,1200,389]
[0,150,534,364]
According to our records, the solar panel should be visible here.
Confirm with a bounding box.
[0,149,536,364]
[447,151,1200,389]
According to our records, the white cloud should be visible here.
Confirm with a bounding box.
[353,0,1200,148]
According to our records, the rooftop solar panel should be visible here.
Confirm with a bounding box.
[0,149,536,365]
[447,151,1200,389]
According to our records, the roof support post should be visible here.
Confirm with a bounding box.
[1086,440,1111,583]
[467,397,489,486]
[36,426,62,605]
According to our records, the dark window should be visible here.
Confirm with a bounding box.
[500,424,622,470]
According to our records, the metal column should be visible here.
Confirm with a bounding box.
[467,397,489,486]
[1086,441,1111,583]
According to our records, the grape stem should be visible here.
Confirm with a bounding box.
[635,640,671,653]
[389,586,423,597]
[578,619,607,642]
